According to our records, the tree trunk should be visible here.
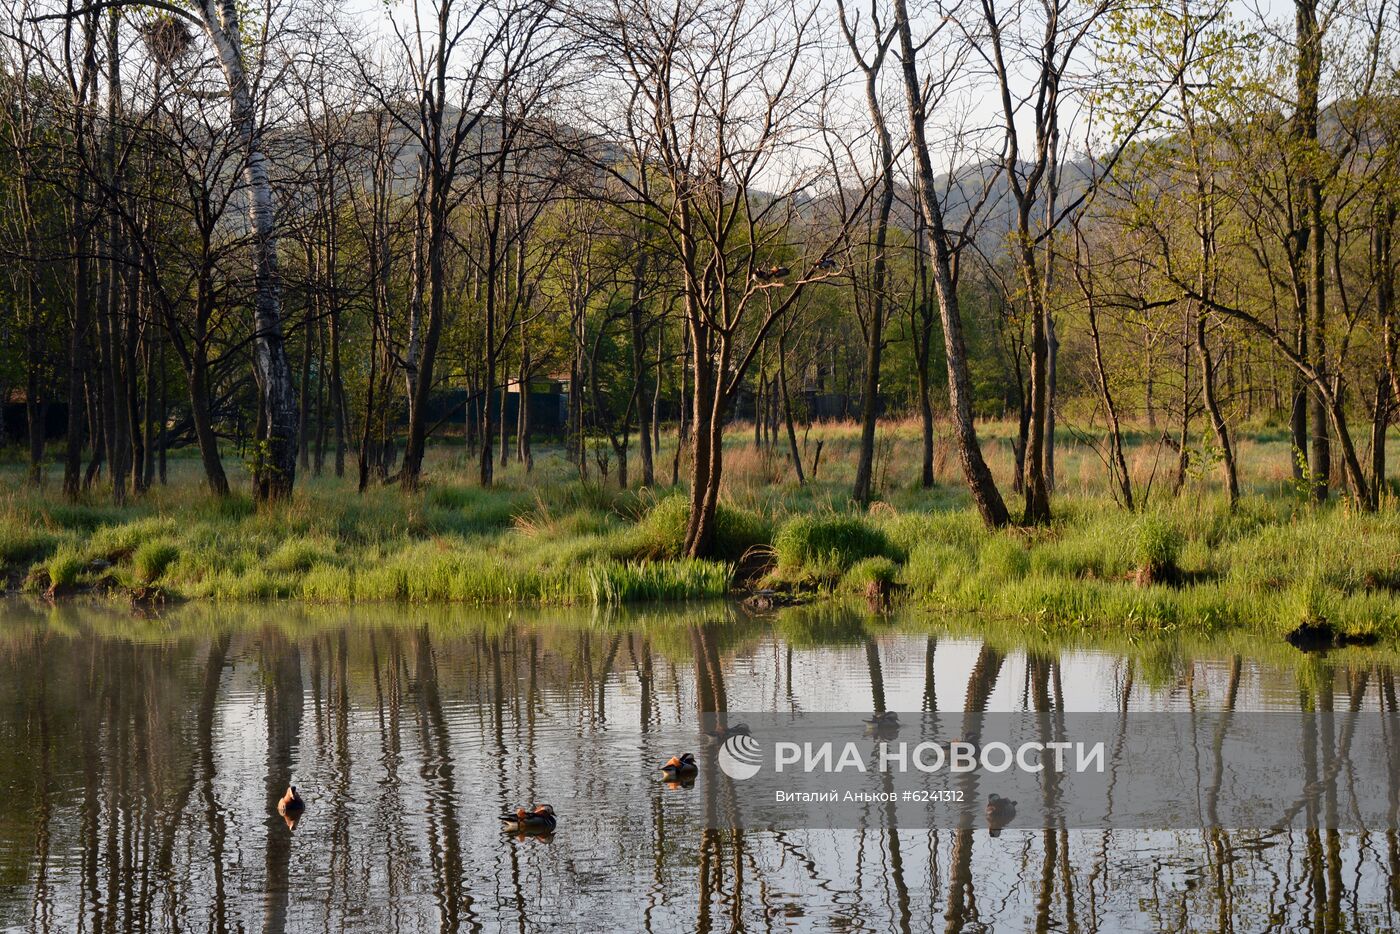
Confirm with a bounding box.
[1370,374,1389,508]
[778,331,806,485]
[852,79,895,505]
[404,183,447,489]
[329,293,347,479]
[1173,308,1191,496]
[1196,313,1239,506]
[517,338,532,471]
[912,225,936,489]
[1022,268,1052,523]
[24,251,44,486]
[201,0,297,500]
[297,278,314,472]
[64,186,93,501]
[1295,0,1328,502]
[630,295,654,487]
[1082,264,1134,510]
[892,0,1009,528]
[683,311,722,557]
[189,355,230,496]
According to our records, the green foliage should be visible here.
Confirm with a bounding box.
[629,494,770,561]
[88,517,177,561]
[133,541,180,584]
[1134,514,1183,575]
[266,536,336,574]
[773,515,895,579]
[0,521,57,566]
[47,549,84,589]
[840,556,899,592]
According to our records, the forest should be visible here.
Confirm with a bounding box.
[1,0,1399,640]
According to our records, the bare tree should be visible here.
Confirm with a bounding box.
[891,0,1010,527]
[572,0,856,555]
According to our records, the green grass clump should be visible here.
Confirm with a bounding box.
[773,515,896,581]
[1280,573,1330,626]
[903,542,974,598]
[841,556,899,593]
[133,541,180,584]
[628,494,770,561]
[266,536,337,574]
[88,517,178,562]
[1134,514,1184,577]
[47,549,85,589]
[976,536,1030,583]
[422,484,528,536]
[195,493,256,522]
[588,559,730,604]
[881,510,986,557]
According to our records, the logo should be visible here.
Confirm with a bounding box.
[718,733,763,780]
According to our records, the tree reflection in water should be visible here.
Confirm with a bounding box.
[0,600,1398,932]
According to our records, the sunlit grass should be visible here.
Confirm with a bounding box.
[0,422,1398,635]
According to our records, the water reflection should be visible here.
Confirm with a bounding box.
[0,599,1398,931]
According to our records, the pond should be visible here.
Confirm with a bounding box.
[0,599,1396,932]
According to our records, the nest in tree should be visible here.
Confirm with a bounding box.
[139,16,194,66]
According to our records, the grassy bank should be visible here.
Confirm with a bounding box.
[2,421,1399,642]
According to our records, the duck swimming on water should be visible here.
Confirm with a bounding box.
[500,804,557,834]
[659,753,699,781]
[277,785,305,816]
[864,711,901,737]
[985,794,1017,836]
[703,722,752,742]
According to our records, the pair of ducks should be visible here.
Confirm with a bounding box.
[499,753,699,836]
[281,779,564,837]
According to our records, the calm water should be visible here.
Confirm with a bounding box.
[0,599,1397,933]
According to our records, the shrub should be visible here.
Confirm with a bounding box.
[773,515,895,578]
[133,540,180,584]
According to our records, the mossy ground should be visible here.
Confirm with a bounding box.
[2,419,1399,640]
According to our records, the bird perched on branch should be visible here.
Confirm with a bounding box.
[752,265,790,282]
